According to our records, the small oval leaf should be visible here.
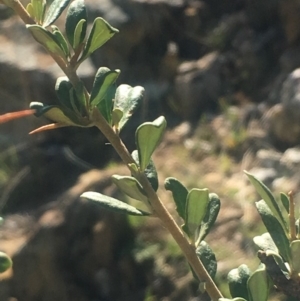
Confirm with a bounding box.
[114,84,145,130]
[256,200,291,262]
[132,150,158,192]
[81,191,149,216]
[0,252,12,273]
[26,25,67,59]
[30,102,78,125]
[65,0,87,48]
[164,177,188,220]
[280,192,290,214]
[80,17,119,62]
[136,116,167,171]
[196,241,217,280]
[111,175,148,203]
[186,188,210,238]
[248,265,270,301]
[253,232,278,253]
[227,264,251,300]
[197,193,221,243]
[90,67,120,106]
[51,25,70,57]
[43,0,71,27]
[290,240,300,274]
[245,171,287,232]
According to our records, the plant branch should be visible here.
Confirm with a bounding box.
[4,0,35,24]
[93,111,223,301]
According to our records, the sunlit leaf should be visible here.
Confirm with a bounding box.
[90,67,120,107]
[96,83,115,124]
[112,108,123,129]
[114,84,144,130]
[26,25,67,59]
[219,299,247,301]
[43,0,71,27]
[26,3,35,19]
[197,193,220,243]
[132,150,158,192]
[80,17,119,62]
[228,264,250,300]
[81,191,149,216]
[245,171,287,232]
[51,25,70,57]
[186,188,209,237]
[30,102,78,125]
[111,175,148,203]
[136,116,167,171]
[280,192,289,214]
[0,252,12,273]
[248,265,270,301]
[256,200,291,262]
[65,0,87,49]
[164,177,188,220]
[31,0,46,23]
[196,241,217,280]
[290,240,300,274]
[253,232,278,253]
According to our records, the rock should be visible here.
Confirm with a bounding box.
[256,149,282,169]
[173,52,223,119]
[281,147,300,168]
[247,167,278,186]
[0,169,145,301]
[264,69,300,147]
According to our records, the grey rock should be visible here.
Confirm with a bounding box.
[247,167,278,186]
[256,149,282,169]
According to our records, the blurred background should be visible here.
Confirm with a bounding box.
[0,0,300,300]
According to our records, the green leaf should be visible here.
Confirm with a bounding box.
[111,175,148,203]
[253,232,278,253]
[132,150,158,192]
[90,67,120,106]
[290,240,300,274]
[196,241,217,280]
[186,188,210,238]
[164,177,188,220]
[51,25,70,57]
[55,77,74,110]
[114,84,145,130]
[219,299,248,301]
[136,116,167,171]
[26,25,67,59]
[55,78,86,122]
[112,108,123,128]
[80,17,118,62]
[81,191,149,216]
[227,264,251,300]
[65,0,87,49]
[31,0,46,23]
[26,3,35,19]
[30,102,78,125]
[256,200,291,262]
[96,83,116,124]
[197,193,221,243]
[248,265,270,301]
[73,19,86,50]
[280,192,289,213]
[43,0,71,27]
[245,171,287,232]
[0,252,12,273]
